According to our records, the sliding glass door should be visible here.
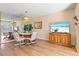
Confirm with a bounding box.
[1,20,13,43]
[1,21,12,32]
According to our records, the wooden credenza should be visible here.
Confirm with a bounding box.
[49,32,71,47]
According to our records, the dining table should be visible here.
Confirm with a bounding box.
[18,32,32,44]
[19,32,32,38]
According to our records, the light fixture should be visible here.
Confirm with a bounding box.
[23,11,29,23]
[23,11,29,20]
[23,16,29,23]
[23,16,29,20]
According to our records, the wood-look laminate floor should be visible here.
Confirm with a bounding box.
[0,40,78,56]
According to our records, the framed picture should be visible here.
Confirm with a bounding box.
[34,21,42,29]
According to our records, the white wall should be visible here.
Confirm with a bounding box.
[30,9,76,45]
[31,12,66,40]
[75,4,79,52]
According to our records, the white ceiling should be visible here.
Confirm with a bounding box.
[0,3,72,18]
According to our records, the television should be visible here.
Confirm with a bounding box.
[49,22,70,33]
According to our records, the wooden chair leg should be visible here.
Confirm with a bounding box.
[26,40,32,45]
[18,41,21,47]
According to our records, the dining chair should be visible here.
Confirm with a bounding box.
[26,31,38,44]
[2,32,9,40]
[13,32,26,46]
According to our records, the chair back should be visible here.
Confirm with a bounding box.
[31,31,37,40]
[13,32,20,41]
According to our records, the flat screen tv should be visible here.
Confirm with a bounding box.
[49,22,70,33]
